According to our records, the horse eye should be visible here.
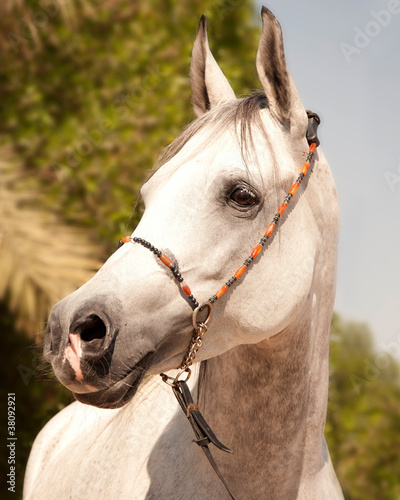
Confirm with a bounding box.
[230,187,257,206]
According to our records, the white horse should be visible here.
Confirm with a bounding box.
[24,7,344,499]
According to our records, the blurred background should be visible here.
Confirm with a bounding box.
[0,1,399,498]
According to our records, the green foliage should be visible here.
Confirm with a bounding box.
[0,0,260,252]
[326,313,400,500]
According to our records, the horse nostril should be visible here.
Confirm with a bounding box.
[73,315,107,343]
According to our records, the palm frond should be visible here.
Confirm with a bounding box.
[0,149,103,339]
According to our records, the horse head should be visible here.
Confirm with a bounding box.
[44,7,339,410]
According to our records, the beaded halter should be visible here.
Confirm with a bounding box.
[119,111,320,500]
[120,111,320,382]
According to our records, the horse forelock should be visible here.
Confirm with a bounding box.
[154,91,275,174]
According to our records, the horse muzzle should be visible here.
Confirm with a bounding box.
[43,299,154,407]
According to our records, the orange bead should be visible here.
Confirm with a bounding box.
[289,182,299,195]
[216,285,229,299]
[265,223,275,237]
[181,281,191,296]
[160,254,173,268]
[251,244,262,258]
[301,162,310,175]
[234,265,247,279]
[121,235,132,243]
[278,202,287,215]
[309,143,316,153]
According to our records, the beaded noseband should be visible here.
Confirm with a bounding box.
[119,110,320,499]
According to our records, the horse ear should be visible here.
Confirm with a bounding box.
[190,15,236,117]
[256,7,305,129]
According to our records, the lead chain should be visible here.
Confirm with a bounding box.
[179,323,207,370]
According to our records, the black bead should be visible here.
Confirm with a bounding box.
[188,294,193,299]
[170,266,176,272]
[178,277,184,283]
[210,297,215,304]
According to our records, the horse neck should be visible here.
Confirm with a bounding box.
[197,271,335,497]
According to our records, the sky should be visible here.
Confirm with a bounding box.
[255,0,400,351]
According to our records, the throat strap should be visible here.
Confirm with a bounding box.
[170,379,236,499]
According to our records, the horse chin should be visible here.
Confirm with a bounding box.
[73,352,154,409]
